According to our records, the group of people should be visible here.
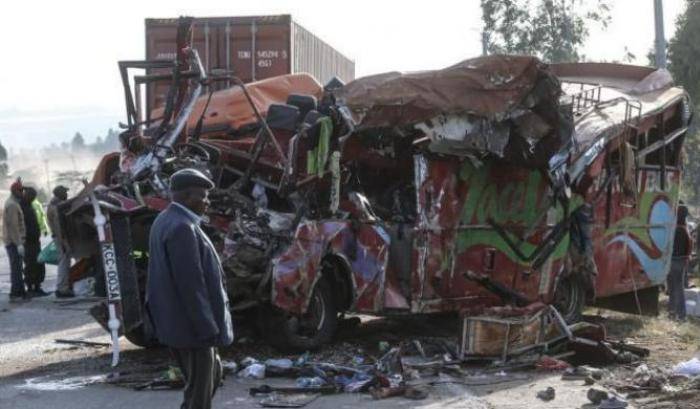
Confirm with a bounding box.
[3,179,72,302]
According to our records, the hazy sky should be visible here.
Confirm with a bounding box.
[0,0,687,149]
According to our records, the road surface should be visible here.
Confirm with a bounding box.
[0,249,617,408]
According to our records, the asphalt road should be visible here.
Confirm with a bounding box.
[0,249,616,409]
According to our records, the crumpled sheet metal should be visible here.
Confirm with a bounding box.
[557,63,689,179]
[152,73,323,136]
[569,87,687,157]
[338,55,569,167]
[271,220,395,314]
[415,114,512,158]
[336,55,558,128]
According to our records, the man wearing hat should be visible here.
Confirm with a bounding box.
[146,168,233,409]
[47,185,73,298]
[3,179,27,302]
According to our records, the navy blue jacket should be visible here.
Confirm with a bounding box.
[146,203,234,348]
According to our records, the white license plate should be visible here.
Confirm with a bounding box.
[101,243,122,301]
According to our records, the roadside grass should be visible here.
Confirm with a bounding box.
[583,300,700,367]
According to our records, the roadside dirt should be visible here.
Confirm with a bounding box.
[4,262,700,409]
[586,295,700,409]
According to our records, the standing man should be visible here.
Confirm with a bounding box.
[47,185,73,298]
[668,203,691,320]
[21,187,48,296]
[146,169,233,409]
[3,179,27,302]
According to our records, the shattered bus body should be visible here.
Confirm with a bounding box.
[59,20,691,352]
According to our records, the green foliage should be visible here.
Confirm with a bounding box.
[481,0,611,63]
[668,0,700,103]
[668,1,700,204]
[682,131,700,204]
[0,139,7,162]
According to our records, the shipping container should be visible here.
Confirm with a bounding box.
[145,15,355,111]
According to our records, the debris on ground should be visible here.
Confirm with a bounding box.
[258,393,321,408]
[133,366,184,390]
[535,356,571,371]
[222,360,239,375]
[18,374,109,391]
[221,305,637,406]
[598,396,629,408]
[536,386,556,401]
[249,385,338,396]
[54,339,111,348]
[673,357,700,377]
[240,363,267,380]
[587,387,609,404]
[562,365,606,381]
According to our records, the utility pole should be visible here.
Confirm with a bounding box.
[654,0,667,68]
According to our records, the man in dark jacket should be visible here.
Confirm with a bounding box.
[3,179,27,302]
[47,185,73,298]
[668,203,691,320]
[146,168,233,409]
[21,187,48,297]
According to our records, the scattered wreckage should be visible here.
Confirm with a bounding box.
[58,18,691,362]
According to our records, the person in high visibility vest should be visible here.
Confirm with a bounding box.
[21,187,48,296]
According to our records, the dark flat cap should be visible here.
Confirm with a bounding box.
[170,168,215,192]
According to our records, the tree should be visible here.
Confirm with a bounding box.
[104,128,121,151]
[71,132,85,151]
[0,139,7,181]
[481,0,611,63]
[0,139,7,162]
[667,1,700,203]
[668,0,700,103]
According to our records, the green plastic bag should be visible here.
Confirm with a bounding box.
[38,240,59,265]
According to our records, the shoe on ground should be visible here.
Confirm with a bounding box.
[32,287,51,297]
[55,290,75,299]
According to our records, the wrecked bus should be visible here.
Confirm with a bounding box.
[59,20,691,353]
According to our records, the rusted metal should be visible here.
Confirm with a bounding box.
[459,305,568,361]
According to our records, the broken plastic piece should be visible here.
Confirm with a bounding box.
[239,363,266,379]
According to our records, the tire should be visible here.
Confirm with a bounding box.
[267,276,337,351]
[553,276,585,324]
[124,323,160,348]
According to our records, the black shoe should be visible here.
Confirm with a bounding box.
[55,290,75,299]
[32,287,50,297]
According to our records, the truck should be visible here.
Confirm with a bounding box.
[145,15,355,112]
[60,18,691,353]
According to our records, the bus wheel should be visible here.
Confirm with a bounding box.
[268,276,337,351]
[553,276,585,323]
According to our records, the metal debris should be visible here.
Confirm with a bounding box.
[54,339,111,348]
[536,386,556,401]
